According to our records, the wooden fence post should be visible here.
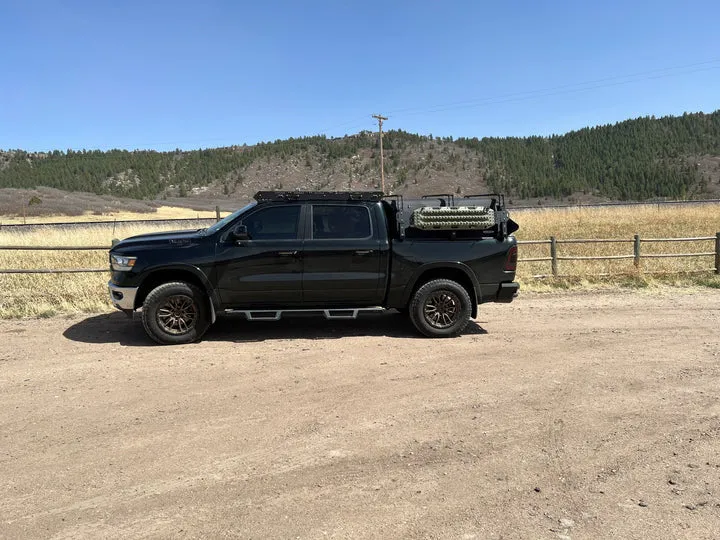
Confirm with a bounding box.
[715,232,720,275]
[634,234,641,270]
[550,236,558,277]
[215,206,221,222]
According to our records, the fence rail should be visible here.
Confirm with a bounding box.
[0,217,219,229]
[510,198,720,211]
[517,232,720,277]
[0,245,109,250]
[557,255,636,261]
[0,268,108,274]
[556,238,634,244]
[0,206,225,229]
[1,232,719,276]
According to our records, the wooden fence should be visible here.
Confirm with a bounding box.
[517,233,720,277]
[0,232,719,276]
[0,245,110,273]
[0,206,224,229]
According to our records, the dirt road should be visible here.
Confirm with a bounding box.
[1,290,719,539]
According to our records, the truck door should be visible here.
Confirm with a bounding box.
[215,204,304,308]
[302,203,383,306]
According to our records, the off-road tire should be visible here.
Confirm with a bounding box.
[141,281,210,345]
[409,279,472,338]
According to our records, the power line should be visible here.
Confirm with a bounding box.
[382,57,720,118]
[124,57,720,147]
[313,58,720,138]
[318,115,376,134]
[395,66,720,119]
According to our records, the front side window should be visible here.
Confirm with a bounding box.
[203,202,256,235]
[242,205,300,240]
[312,205,372,239]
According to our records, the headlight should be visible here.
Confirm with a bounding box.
[110,254,137,271]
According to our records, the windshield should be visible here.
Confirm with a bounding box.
[201,202,257,235]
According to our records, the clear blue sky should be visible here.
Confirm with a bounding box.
[1,0,719,152]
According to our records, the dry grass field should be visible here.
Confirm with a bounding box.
[0,220,211,318]
[0,204,718,318]
[514,204,720,289]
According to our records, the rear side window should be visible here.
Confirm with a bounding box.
[312,205,372,239]
[243,205,300,240]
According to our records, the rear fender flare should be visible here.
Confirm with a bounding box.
[401,262,480,318]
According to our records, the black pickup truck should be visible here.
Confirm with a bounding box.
[108,191,519,344]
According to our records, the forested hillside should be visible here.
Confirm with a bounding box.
[1,111,719,207]
[456,111,720,200]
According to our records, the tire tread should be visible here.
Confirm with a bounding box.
[141,281,209,345]
[408,278,472,338]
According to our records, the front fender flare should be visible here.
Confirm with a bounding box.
[135,263,220,319]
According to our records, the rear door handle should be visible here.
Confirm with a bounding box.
[354,250,373,256]
[278,250,299,257]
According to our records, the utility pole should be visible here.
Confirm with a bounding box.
[372,114,388,193]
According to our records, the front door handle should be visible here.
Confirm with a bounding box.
[278,250,299,257]
[354,250,373,256]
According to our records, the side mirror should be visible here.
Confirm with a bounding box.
[230,224,250,241]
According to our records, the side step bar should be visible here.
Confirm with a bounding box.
[224,307,385,321]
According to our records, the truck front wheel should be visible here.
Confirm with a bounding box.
[141,281,210,345]
[409,279,472,338]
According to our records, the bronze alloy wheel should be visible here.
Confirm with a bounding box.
[423,290,460,329]
[156,295,198,335]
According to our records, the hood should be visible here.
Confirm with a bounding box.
[111,229,204,251]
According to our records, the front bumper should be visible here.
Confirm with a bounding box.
[495,282,520,303]
[108,281,138,311]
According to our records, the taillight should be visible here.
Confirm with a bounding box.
[504,245,518,271]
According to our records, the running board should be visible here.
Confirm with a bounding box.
[224,307,385,321]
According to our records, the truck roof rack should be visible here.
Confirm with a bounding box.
[254,191,385,203]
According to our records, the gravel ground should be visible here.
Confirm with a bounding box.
[1,289,719,539]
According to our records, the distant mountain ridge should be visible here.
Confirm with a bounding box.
[1,110,719,207]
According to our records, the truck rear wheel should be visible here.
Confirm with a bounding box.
[141,281,210,345]
[409,279,472,338]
